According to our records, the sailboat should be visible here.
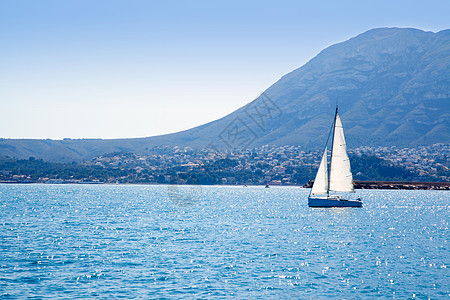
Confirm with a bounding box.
[308,107,362,207]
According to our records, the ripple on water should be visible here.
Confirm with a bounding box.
[0,185,448,298]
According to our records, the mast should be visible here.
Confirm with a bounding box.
[327,106,338,195]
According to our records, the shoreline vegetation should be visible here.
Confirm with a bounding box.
[1,145,448,190]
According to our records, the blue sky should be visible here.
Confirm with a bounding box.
[1,0,449,139]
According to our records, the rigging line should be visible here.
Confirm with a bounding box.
[324,117,334,149]
[328,106,339,195]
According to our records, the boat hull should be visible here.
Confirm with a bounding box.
[308,196,362,207]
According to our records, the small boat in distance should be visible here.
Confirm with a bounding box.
[308,107,362,207]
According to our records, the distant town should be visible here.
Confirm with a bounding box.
[1,143,448,186]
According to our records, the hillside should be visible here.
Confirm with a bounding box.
[1,27,449,162]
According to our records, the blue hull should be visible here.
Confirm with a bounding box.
[308,197,362,207]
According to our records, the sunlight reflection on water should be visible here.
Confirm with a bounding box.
[0,185,448,298]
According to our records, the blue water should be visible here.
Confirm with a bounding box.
[0,184,448,299]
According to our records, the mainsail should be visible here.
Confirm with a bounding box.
[311,147,328,195]
[329,112,354,192]
[308,107,362,207]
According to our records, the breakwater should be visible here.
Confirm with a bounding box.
[303,180,450,190]
[304,180,449,190]
[353,180,450,190]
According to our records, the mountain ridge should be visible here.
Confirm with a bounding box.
[1,27,449,162]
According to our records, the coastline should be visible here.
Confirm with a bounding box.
[1,181,449,190]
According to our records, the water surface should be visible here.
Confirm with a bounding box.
[0,184,448,299]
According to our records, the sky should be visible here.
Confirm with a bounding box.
[1,0,449,139]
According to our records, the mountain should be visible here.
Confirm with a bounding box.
[1,27,449,162]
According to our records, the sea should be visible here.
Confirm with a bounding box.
[0,184,448,299]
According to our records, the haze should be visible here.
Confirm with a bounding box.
[1,0,449,139]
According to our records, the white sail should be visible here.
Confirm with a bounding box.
[329,113,354,192]
[311,147,328,195]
